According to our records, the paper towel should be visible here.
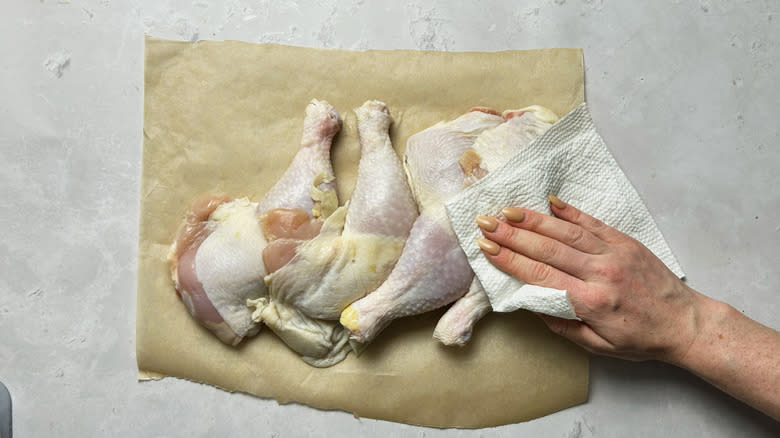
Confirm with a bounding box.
[445,103,684,319]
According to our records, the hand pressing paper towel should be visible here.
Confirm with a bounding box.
[445,103,685,319]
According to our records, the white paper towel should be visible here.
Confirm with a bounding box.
[445,103,684,319]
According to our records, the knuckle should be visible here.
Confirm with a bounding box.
[536,239,559,262]
[566,206,582,223]
[523,211,543,229]
[623,236,645,252]
[586,293,606,311]
[499,224,521,245]
[589,217,605,230]
[565,226,586,246]
[499,250,524,277]
[489,222,509,242]
[529,261,552,284]
[594,262,625,283]
[580,257,599,280]
[492,248,515,269]
[492,221,522,246]
[585,291,621,312]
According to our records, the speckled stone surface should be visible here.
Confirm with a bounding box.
[1,1,778,436]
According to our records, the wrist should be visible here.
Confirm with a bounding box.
[665,290,731,370]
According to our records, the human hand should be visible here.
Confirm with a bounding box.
[475,195,705,363]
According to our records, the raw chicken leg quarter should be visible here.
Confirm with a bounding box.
[169,98,558,366]
[168,99,341,347]
[341,105,558,346]
[249,100,418,366]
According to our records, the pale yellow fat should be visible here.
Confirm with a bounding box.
[291,230,405,313]
[310,172,338,219]
[340,304,359,331]
[208,197,255,222]
[299,231,405,281]
[263,202,406,323]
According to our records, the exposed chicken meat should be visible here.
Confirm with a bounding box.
[169,194,237,344]
[168,99,341,346]
[341,106,558,345]
[259,208,323,273]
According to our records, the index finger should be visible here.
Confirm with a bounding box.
[500,206,608,255]
[478,239,587,294]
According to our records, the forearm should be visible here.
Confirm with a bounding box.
[475,198,780,418]
[670,292,780,420]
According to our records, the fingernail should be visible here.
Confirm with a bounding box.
[501,207,525,222]
[477,238,501,255]
[548,194,566,209]
[475,215,498,232]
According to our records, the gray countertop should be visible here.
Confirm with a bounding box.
[1,0,778,436]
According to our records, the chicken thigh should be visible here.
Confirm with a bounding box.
[249,100,418,366]
[341,106,558,345]
[168,99,341,346]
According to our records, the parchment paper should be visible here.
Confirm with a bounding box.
[137,37,588,428]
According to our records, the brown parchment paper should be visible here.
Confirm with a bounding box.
[137,37,588,428]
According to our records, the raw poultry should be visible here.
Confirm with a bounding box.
[248,100,418,366]
[168,99,558,366]
[341,106,558,346]
[169,99,418,366]
[168,99,341,347]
